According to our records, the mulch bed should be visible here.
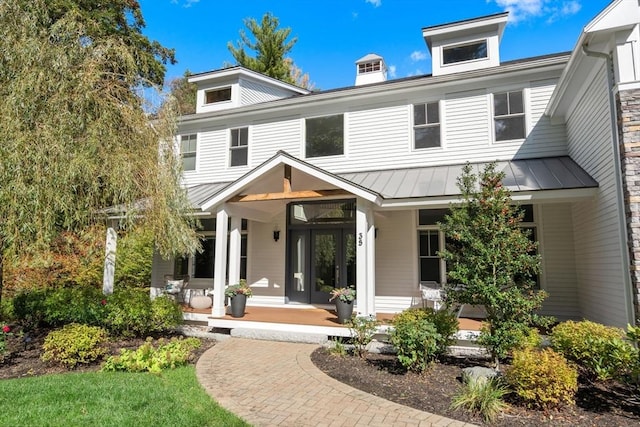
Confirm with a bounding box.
[311,347,640,426]
[0,325,216,380]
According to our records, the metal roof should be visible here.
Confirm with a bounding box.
[186,182,230,209]
[338,156,598,199]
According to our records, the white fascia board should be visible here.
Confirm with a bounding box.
[200,154,381,212]
[378,188,597,211]
[189,67,309,95]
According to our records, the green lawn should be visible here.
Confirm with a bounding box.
[0,366,249,427]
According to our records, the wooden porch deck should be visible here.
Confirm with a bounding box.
[181,304,483,332]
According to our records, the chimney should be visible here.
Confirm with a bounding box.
[355,54,387,86]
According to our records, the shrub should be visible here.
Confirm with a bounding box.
[101,337,201,373]
[42,286,107,327]
[505,347,578,408]
[390,308,457,372]
[41,323,109,368]
[450,377,509,423]
[550,320,638,380]
[346,314,380,358]
[103,289,182,338]
[12,289,49,329]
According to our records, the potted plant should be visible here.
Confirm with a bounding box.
[329,287,356,324]
[225,280,253,318]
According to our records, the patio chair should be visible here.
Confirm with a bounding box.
[163,274,190,303]
[419,282,443,310]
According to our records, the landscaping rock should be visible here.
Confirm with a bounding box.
[461,366,499,384]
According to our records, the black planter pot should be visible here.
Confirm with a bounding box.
[335,299,354,324]
[230,294,247,318]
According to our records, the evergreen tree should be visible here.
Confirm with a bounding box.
[227,12,312,88]
[439,163,551,366]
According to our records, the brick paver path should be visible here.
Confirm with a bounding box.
[196,337,476,427]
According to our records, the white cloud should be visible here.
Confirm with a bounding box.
[365,0,382,7]
[410,50,427,62]
[489,0,582,24]
[388,65,397,78]
[172,0,200,7]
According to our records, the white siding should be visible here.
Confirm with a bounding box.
[374,211,417,297]
[565,64,630,327]
[240,78,297,106]
[247,215,286,298]
[538,203,580,320]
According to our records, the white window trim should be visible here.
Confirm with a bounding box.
[490,87,530,144]
[416,211,447,286]
[204,86,232,106]
[228,126,250,168]
[441,38,489,68]
[411,101,445,151]
[302,113,346,159]
[518,204,545,290]
[179,133,198,173]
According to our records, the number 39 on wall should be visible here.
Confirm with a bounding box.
[358,232,363,246]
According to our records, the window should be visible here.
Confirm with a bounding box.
[494,90,525,141]
[305,114,344,158]
[205,87,231,104]
[443,40,488,65]
[180,134,197,171]
[230,127,248,166]
[358,61,381,74]
[518,204,540,290]
[417,209,449,285]
[413,102,441,149]
[175,219,248,280]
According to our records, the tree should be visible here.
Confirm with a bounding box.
[439,163,551,367]
[46,0,176,87]
[227,12,313,89]
[0,1,199,300]
[167,70,197,115]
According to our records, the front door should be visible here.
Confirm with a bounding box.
[288,228,355,304]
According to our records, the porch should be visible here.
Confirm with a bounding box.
[180,304,483,340]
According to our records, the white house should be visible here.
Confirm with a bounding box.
[151,0,640,330]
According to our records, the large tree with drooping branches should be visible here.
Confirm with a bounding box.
[0,0,199,300]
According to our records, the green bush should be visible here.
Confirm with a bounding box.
[550,320,638,380]
[346,315,380,358]
[12,289,49,329]
[390,308,458,372]
[101,336,201,373]
[42,286,107,327]
[41,323,109,368]
[103,289,182,337]
[505,347,578,408]
[450,377,509,423]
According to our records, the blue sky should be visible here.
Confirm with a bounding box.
[138,0,614,90]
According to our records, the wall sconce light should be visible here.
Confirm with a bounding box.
[273,225,280,242]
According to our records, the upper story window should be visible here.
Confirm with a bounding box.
[180,134,197,171]
[205,87,231,104]
[443,40,488,65]
[305,114,344,158]
[358,61,381,74]
[413,102,441,149]
[494,90,525,141]
[230,127,248,167]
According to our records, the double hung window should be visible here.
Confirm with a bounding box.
[494,90,525,141]
[230,127,248,166]
[413,102,441,149]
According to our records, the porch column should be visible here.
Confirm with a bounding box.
[228,216,242,287]
[212,206,229,317]
[356,198,376,317]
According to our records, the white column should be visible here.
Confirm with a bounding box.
[102,227,117,295]
[228,216,242,287]
[212,206,229,317]
[356,198,376,317]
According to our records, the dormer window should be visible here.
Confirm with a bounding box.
[205,87,231,104]
[442,40,488,65]
[358,61,381,74]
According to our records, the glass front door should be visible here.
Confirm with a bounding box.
[287,228,355,304]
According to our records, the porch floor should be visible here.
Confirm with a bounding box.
[181,304,483,331]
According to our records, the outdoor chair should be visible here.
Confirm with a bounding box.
[419,282,443,310]
[163,274,190,303]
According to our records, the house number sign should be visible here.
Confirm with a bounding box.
[358,232,363,246]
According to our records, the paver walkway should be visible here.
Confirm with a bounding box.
[196,337,477,427]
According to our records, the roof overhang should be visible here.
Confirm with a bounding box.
[199,151,382,213]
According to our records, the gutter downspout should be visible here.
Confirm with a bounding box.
[582,43,637,326]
